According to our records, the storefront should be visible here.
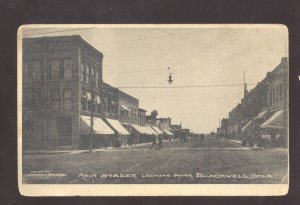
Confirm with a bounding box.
[260,109,287,147]
[105,118,130,147]
[163,129,174,140]
[79,115,114,149]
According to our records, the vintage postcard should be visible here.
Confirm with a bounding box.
[17,24,289,196]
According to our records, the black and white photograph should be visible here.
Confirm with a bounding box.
[18,24,289,196]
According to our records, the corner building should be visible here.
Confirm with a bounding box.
[22,35,105,150]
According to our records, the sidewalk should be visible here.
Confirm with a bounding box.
[23,140,167,155]
[217,137,288,151]
[217,137,243,146]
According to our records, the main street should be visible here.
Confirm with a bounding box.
[23,136,288,184]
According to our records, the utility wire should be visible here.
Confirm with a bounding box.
[117,83,256,89]
[154,28,209,47]
[115,30,242,75]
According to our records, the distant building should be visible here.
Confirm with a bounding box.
[171,124,182,138]
[118,90,139,125]
[138,108,147,126]
[227,57,288,146]
[156,117,173,139]
[218,118,229,138]
[156,117,172,131]
[102,82,119,119]
[146,110,158,126]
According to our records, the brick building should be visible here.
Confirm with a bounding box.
[102,82,118,119]
[118,90,139,125]
[227,57,288,146]
[22,35,116,150]
[138,108,147,126]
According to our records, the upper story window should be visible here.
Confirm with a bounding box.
[23,60,42,81]
[85,64,90,83]
[272,89,276,104]
[50,88,60,110]
[32,60,42,81]
[23,62,30,81]
[63,89,73,110]
[49,59,60,80]
[90,66,94,84]
[279,85,283,101]
[63,59,73,79]
[95,69,99,87]
[49,59,73,80]
[23,87,42,110]
[80,61,85,81]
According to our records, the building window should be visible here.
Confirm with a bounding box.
[49,59,60,80]
[272,89,276,104]
[85,64,90,83]
[276,86,280,102]
[57,116,72,146]
[63,59,73,79]
[23,62,30,81]
[32,60,42,81]
[279,85,283,101]
[63,89,73,110]
[80,61,85,81]
[23,87,33,110]
[50,88,60,110]
[95,69,98,87]
[33,87,42,106]
[91,66,94,85]
[81,91,87,110]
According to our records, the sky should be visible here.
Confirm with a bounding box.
[21,25,288,133]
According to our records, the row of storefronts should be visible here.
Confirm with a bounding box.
[219,57,288,147]
[22,35,174,150]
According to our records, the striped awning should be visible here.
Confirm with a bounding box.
[163,129,174,136]
[152,126,163,134]
[131,124,148,135]
[145,126,158,135]
[80,115,114,135]
[241,121,253,132]
[261,110,284,129]
[254,110,268,120]
[106,119,130,135]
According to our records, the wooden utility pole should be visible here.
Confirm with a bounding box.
[89,78,95,152]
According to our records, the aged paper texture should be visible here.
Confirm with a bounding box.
[18,24,289,196]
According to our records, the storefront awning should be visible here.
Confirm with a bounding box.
[152,126,163,134]
[80,115,114,135]
[106,119,130,135]
[260,110,284,129]
[241,121,252,132]
[145,126,158,135]
[131,124,147,135]
[120,104,129,111]
[254,110,268,120]
[163,129,174,136]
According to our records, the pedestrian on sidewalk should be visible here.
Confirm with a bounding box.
[158,135,164,149]
[104,136,108,150]
[127,135,133,149]
[150,135,159,150]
